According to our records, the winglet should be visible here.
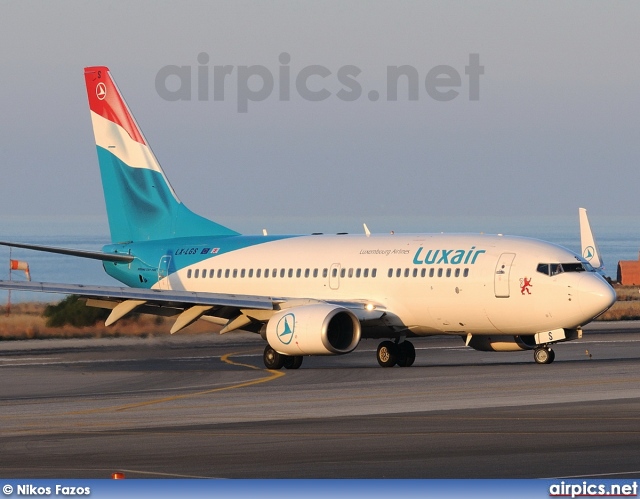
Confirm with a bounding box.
[579,208,603,270]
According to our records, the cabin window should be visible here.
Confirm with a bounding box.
[464,268,469,277]
[296,269,301,278]
[209,269,215,278]
[404,268,410,278]
[437,268,443,277]
[356,268,361,278]
[187,269,192,278]
[248,269,253,278]
[225,269,230,278]
[322,268,327,278]
[363,268,369,278]
[340,268,346,278]
[232,269,237,278]
[412,268,418,277]
[429,268,435,277]
[372,269,377,278]
[202,269,206,278]
[332,268,338,278]
[280,269,285,278]
[194,269,200,278]
[288,268,293,278]
[348,268,353,278]
[256,269,261,278]
[305,269,310,278]
[388,268,393,278]
[455,268,460,277]
[241,269,246,278]
[217,269,222,278]
[446,268,451,278]
[396,268,401,278]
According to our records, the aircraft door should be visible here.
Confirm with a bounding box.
[158,255,171,290]
[329,263,341,290]
[494,253,516,298]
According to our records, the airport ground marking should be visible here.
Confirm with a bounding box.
[67,349,284,414]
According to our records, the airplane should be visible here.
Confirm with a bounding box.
[0,66,616,369]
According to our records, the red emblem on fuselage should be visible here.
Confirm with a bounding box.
[520,277,532,295]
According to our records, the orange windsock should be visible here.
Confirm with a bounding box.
[10,260,30,281]
[10,260,28,271]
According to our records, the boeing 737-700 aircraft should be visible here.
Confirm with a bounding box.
[0,67,616,369]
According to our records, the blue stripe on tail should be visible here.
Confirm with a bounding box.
[97,146,239,243]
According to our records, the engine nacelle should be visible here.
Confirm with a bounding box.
[266,304,361,356]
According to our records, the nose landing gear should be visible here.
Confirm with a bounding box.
[533,346,555,364]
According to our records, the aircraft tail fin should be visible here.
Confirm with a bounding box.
[579,207,603,270]
[84,66,239,243]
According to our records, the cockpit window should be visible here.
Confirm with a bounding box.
[536,263,549,275]
[550,263,563,276]
[537,262,588,276]
[561,263,587,273]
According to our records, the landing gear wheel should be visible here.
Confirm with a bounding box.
[283,355,303,369]
[263,345,285,369]
[534,347,554,365]
[377,341,398,367]
[396,341,416,367]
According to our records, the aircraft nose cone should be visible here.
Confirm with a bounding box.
[578,274,616,320]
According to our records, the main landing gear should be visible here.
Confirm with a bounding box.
[263,345,303,370]
[377,340,416,367]
[533,346,555,365]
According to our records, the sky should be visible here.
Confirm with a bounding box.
[1,1,639,236]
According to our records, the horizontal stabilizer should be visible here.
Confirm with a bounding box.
[0,240,134,263]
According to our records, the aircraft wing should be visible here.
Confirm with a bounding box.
[0,279,279,334]
[0,280,273,308]
[0,280,400,336]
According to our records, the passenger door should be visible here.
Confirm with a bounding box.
[494,253,516,298]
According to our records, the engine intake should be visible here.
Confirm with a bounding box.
[266,303,361,356]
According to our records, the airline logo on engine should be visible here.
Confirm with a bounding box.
[276,313,295,345]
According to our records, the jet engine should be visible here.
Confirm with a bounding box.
[266,303,361,356]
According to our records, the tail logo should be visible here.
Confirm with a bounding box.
[96,82,107,100]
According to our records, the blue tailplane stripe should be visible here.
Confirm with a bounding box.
[96,147,239,243]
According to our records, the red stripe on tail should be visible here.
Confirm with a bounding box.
[84,66,146,145]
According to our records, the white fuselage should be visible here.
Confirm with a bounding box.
[155,233,614,337]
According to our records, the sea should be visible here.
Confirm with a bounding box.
[1,214,639,303]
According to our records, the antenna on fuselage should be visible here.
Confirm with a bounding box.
[363,223,371,237]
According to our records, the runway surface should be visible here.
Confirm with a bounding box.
[1,322,640,478]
